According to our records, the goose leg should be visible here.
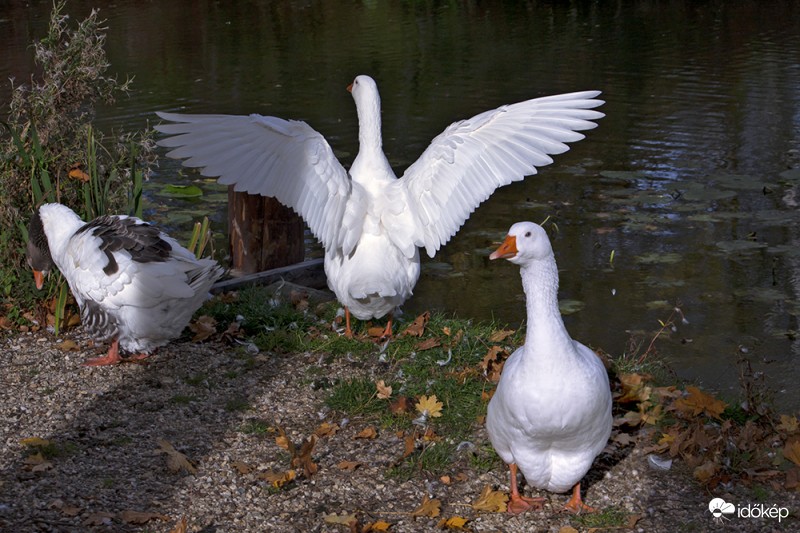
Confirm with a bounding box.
[380,312,393,339]
[344,307,354,338]
[83,338,123,366]
[563,482,595,514]
[507,463,545,514]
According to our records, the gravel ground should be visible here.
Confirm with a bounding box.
[0,323,797,532]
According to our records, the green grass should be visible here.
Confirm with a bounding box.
[225,397,251,412]
[241,419,272,436]
[572,506,629,528]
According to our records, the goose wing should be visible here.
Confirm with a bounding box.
[400,91,604,257]
[155,112,358,255]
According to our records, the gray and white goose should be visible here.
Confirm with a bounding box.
[27,203,224,365]
[155,75,604,337]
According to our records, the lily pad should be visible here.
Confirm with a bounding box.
[160,184,204,198]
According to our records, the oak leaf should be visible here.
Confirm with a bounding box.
[471,485,508,512]
[415,337,441,351]
[376,380,393,400]
[156,439,197,475]
[314,422,339,438]
[411,495,441,518]
[480,345,508,383]
[437,516,468,529]
[416,395,443,418]
[169,516,189,533]
[617,373,650,403]
[231,460,253,475]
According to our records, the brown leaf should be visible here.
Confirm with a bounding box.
[376,380,393,400]
[673,386,727,420]
[56,339,79,351]
[314,422,339,438]
[784,440,800,467]
[415,337,441,351]
[168,516,189,533]
[390,396,414,415]
[401,311,430,337]
[356,426,378,439]
[337,460,361,471]
[118,510,169,524]
[68,166,91,182]
[364,520,392,531]
[778,415,800,434]
[693,461,719,483]
[415,395,443,418]
[471,485,508,513]
[785,467,800,490]
[155,439,197,475]
[558,527,580,533]
[231,460,253,475]
[20,437,51,447]
[402,433,417,459]
[258,469,296,488]
[437,516,469,529]
[480,346,508,383]
[83,512,115,526]
[24,452,52,472]
[411,495,441,518]
[188,315,217,342]
[291,435,318,478]
[617,373,651,403]
[488,329,515,343]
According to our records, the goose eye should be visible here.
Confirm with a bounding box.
[524,231,531,237]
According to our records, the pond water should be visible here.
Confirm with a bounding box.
[2,1,799,410]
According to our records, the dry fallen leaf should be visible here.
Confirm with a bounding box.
[337,460,362,471]
[376,380,393,400]
[68,163,91,182]
[488,329,515,342]
[364,520,392,531]
[188,315,217,342]
[437,516,469,529]
[291,435,319,478]
[471,485,508,513]
[558,527,580,533]
[480,345,508,383]
[617,373,651,403]
[401,311,430,337]
[56,339,80,351]
[693,461,719,483]
[415,337,442,351]
[258,469,296,488]
[411,495,441,518]
[784,440,800,467]
[83,512,115,526]
[356,426,378,439]
[778,414,800,434]
[390,396,414,415]
[20,437,52,447]
[416,395,443,418]
[315,422,340,438]
[118,510,169,524]
[155,439,197,475]
[169,516,189,533]
[673,386,727,420]
[231,460,253,475]
[23,451,52,472]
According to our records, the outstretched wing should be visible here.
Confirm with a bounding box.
[155,112,355,254]
[401,91,604,257]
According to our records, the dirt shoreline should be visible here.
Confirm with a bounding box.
[0,327,796,532]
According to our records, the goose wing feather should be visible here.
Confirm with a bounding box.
[155,112,357,255]
[401,91,604,257]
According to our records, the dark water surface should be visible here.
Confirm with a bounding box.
[2,1,799,409]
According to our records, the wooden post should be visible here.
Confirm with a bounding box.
[228,188,304,273]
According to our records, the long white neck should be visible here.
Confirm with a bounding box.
[39,204,86,269]
[355,90,383,156]
[519,255,574,356]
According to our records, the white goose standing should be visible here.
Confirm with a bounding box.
[487,221,612,514]
[155,75,603,337]
[27,203,224,365]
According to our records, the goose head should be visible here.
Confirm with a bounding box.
[26,207,54,289]
[489,221,553,266]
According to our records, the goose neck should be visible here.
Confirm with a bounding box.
[519,257,571,348]
[356,95,384,155]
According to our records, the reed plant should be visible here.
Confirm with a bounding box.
[0,2,156,329]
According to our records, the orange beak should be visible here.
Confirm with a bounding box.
[33,270,45,290]
[489,235,518,260]
[347,82,354,93]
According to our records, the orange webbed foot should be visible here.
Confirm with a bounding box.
[508,494,546,515]
[83,339,122,366]
[561,483,596,514]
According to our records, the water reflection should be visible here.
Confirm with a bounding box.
[1,0,799,409]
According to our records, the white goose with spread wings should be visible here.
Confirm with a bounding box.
[27,203,224,365]
[155,75,603,336]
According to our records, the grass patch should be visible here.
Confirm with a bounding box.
[572,506,629,529]
[225,397,251,412]
[241,419,272,436]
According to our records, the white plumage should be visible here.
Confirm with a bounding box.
[486,221,612,514]
[155,75,603,336]
[26,203,224,365]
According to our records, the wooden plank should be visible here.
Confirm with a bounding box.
[211,258,326,293]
